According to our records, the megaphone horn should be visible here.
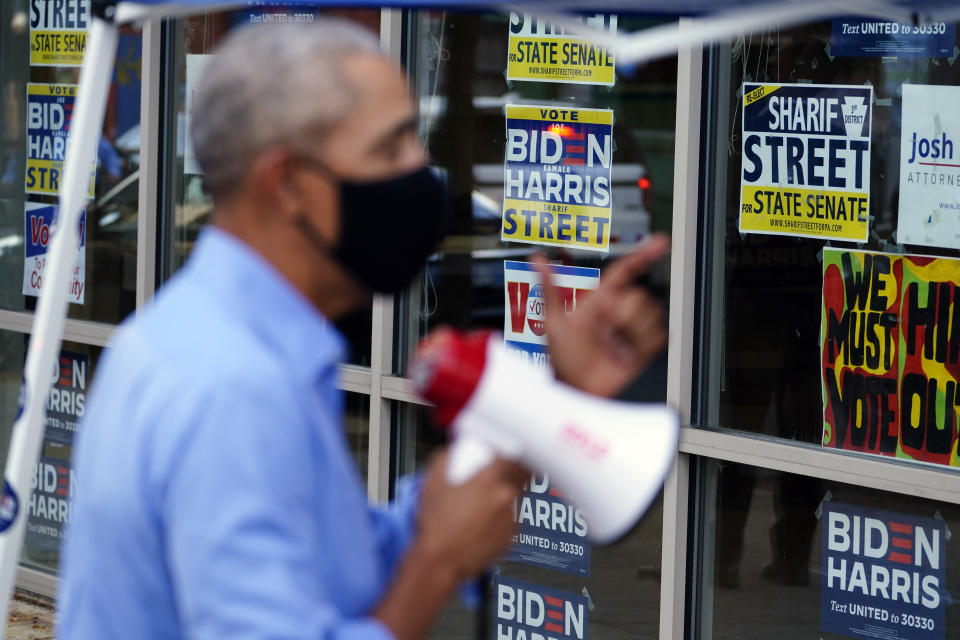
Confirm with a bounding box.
[411,328,679,544]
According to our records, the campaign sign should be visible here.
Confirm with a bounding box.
[822,502,945,640]
[29,0,89,66]
[509,472,590,577]
[493,575,588,640]
[740,83,872,242]
[44,350,87,447]
[503,261,599,367]
[821,249,960,467]
[897,84,960,250]
[26,457,76,552]
[23,202,86,304]
[26,84,96,197]
[507,12,616,86]
[830,19,954,58]
[502,106,614,252]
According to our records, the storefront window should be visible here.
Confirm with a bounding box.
[394,400,665,639]
[697,459,959,639]
[396,11,675,374]
[397,10,677,639]
[11,335,101,574]
[0,2,140,325]
[703,21,960,470]
[163,7,380,365]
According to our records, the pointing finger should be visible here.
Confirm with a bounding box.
[601,233,671,290]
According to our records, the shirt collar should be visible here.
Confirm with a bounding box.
[185,226,347,379]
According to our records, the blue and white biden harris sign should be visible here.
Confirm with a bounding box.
[821,501,945,640]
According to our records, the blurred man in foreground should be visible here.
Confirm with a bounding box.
[58,19,668,639]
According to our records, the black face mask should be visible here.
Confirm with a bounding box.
[296,165,448,294]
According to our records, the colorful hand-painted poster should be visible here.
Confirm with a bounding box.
[509,472,590,577]
[503,260,600,366]
[897,84,960,250]
[26,83,96,197]
[740,83,872,242]
[507,12,617,86]
[821,249,960,465]
[30,0,90,67]
[23,202,86,304]
[492,575,588,640]
[821,502,945,640]
[502,105,614,252]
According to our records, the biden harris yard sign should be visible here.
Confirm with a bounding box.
[822,502,945,640]
[740,83,872,242]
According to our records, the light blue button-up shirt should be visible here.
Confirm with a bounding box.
[59,228,418,639]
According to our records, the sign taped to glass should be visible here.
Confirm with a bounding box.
[821,502,945,640]
[502,105,614,252]
[29,0,89,67]
[821,248,960,466]
[506,12,616,86]
[740,83,872,242]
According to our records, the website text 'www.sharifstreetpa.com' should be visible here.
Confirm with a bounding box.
[769,218,843,233]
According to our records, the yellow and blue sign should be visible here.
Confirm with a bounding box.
[507,12,617,86]
[26,84,96,198]
[30,0,89,67]
[502,105,614,252]
[740,83,872,242]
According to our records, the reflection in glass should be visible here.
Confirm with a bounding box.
[4,335,103,575]
[395,400,664,638]
[0,15,141,324]
[163,8,380,365]
[700,460,960,639]
[396,11,676,374]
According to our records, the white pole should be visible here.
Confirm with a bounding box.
[0,14,118,629]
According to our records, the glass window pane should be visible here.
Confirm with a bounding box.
[697,459,959,639]
[344,391,370,480]
[395,11,676,374]
[702,21,960,469]
[0,333,104,575]
[394,398,664,638]
[0,4,140,324]
[161,7,379,366]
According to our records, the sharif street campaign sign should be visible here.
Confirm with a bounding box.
[493,575,588,640]
[503,260,599,366]
[821,502,945,640]
[23,202,86,304]
[897,84,960,250]
[502,105,614,252]
[740,83,872,242]
[507,12,617,86]
[26,84,96,198]
[30,0,90,67]
[821,248,960,466]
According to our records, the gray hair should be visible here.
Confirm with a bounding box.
[190,19,382,195]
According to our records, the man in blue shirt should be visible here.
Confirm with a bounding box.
[59,18,669,640]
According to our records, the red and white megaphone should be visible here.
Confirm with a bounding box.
[411,329,679,544]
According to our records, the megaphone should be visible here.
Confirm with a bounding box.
[411,329,679,544]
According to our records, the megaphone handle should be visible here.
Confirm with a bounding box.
[446,436,497,485]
